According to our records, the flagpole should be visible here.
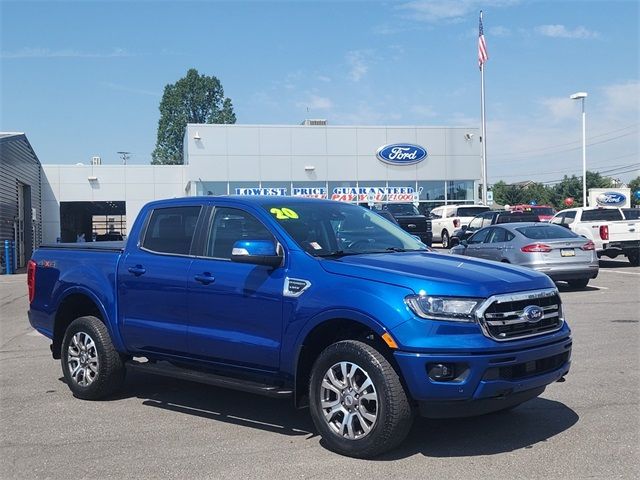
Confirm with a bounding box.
[480,63,487,205]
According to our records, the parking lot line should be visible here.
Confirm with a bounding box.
[599,270,640,276]
[587,285,609,290]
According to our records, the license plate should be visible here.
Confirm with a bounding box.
[561,248,575,257]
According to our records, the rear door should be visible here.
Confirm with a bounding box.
[187,205,285,370]
[483,227,510,261]
[118,205,203,355]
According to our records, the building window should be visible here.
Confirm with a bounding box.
[447,180,474,201]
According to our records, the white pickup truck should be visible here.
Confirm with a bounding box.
[429,205,491,248]
[550,207,640,266]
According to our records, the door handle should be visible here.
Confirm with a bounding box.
[128,265,146,276]
[194,273,215,285]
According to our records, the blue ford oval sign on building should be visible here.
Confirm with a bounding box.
[595,191,627,207]
[376,143,427,166]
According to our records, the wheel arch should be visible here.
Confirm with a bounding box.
[52,288,119,359]
[292,311,397,409]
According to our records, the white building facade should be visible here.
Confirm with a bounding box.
[39,123,481,243]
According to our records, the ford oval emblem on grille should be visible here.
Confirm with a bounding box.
[523,305,544,323]
[376,143,427,165]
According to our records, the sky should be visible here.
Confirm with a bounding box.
[1,0,639,184]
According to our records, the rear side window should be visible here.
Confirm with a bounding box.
[142,206,202,255]
[581,209,623,221]
[516,225,578,240]
[457,206,491,217]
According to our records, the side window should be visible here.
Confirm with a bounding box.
[142,206,202,255]
[207,207,274,260]
[563,211,576,225]
[550,213,565,225]
[430,208,442,219]
[468,228,490,244]
[488,227,507,243]
[505,230,515,242]
[481,213,495,227]
[467,216,483,231]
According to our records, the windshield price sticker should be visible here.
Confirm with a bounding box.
[270,207,299,220]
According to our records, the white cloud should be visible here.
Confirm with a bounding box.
[540,96,578,122]
[346,50,371,82]
[0,47,132,59]
[411,105,438,117]
[601,81,640,117]
[317,75,332,83]
[399,0,519,23]
[296,95,333,110]
[489,25,511,37]
[535,24,600,39]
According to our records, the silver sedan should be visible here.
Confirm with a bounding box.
[450,222,599,289]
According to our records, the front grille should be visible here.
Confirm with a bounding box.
[478,289,564,341]
[483,351,570,381]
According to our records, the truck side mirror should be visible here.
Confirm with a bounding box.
[231,240,282,268]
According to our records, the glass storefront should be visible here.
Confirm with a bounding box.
[192,180,477,205]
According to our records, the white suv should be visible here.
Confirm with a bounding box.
[430,205,491,248]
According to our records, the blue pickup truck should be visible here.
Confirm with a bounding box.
[28,196,572,457]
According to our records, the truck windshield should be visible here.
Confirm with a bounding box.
[384,204,420,215]
[264,202,428,257]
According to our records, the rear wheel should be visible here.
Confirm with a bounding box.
[309,340,413,458]
[627,251,639,266]
[441,230,450,249]
[567,278,589,289]
[61,316,126,400]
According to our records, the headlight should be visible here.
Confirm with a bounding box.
[405,294,481,322]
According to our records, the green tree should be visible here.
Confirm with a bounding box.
[628,176,640,207]
[491,181,527,206]
[552,171,614,208]
[152,69,236,165]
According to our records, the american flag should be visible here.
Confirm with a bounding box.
[478,11,488,68]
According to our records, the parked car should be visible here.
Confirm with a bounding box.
[509,204,556,222]
[450,210,539,246]
[429,204,491,248]
[450,222,599,288]
[381,203,432,246]
[622,208,640,220]
[28,196,572,458]
[550,207,640,266]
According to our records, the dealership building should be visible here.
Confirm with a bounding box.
[4,122,482,249]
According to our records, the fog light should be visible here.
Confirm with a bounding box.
[428,363,455,381]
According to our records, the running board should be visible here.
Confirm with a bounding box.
[126,360,293,398]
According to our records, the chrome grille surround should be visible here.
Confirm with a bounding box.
[475,288,564,342]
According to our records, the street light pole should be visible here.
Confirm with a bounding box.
[570,92,588,206]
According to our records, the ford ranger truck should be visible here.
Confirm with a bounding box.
[28,197,572,458]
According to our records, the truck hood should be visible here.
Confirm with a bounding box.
[319,252,554,298]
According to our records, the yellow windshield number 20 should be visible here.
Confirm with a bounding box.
[270,207,299,220]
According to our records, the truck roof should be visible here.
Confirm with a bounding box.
[144,196,350,208]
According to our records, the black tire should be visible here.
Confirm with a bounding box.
[441,230,450,249]
[61,316,126,400]
[567,278,589,289]
[627,250,640,266]
[308,340,413,458]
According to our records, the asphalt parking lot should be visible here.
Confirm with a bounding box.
[1,257,638,479]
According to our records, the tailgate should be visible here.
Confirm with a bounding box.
[608,220,640,242]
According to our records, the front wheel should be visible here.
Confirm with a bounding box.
[309,340,413,458]
[61,316,126,400]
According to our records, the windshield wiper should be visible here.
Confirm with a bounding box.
[316,250,363,258]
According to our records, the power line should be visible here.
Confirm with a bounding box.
[490,156,638,180]
[492,123,639,158]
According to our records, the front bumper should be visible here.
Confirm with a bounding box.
[394,336,572,418]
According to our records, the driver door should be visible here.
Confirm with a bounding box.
[187,206,285,370]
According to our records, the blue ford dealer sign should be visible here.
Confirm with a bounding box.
[376,143,427,166]
[595,191,626,207]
